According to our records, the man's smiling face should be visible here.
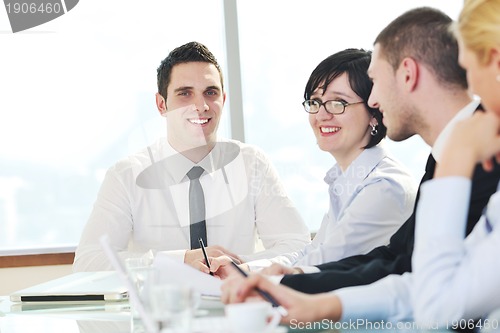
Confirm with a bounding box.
[161,61,225,152]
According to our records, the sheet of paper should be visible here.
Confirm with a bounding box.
[152,253,222,297]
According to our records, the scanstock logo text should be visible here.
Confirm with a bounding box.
[3,0,79,33]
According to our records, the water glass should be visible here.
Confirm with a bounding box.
[149,283,194,333]
[125,257,153,333]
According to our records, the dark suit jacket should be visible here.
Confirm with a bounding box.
[281,155,500,294]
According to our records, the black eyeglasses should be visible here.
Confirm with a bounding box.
[302,99,365,115]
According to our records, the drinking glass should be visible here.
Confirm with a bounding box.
[125,257,153,333]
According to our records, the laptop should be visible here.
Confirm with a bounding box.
[9,271,128,303]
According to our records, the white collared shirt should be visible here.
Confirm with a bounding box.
[412,178,500,327]
[432,98,480,162]
[247,144,417,270]
[73,138,311,271]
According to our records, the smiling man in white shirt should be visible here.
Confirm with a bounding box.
[73,41,310,272]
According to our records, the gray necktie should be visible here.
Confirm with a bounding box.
[187,166,207,249]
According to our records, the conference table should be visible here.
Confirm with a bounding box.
[0,295,460,333]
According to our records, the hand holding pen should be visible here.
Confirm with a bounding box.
[229,261,288,317]
[197,237,287,317]
[221,266,344,323]
[198,238,214,276]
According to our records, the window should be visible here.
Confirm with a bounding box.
[0,0,228,253]
[236,0,461,230]
[0,0,463,253]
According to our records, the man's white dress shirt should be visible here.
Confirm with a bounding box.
[73,138,310,271]
[247,144,417,270]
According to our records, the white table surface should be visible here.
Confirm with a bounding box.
[1,296,464,333]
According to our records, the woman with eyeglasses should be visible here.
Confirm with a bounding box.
[203,49,417,276]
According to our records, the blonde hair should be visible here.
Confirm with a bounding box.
[457,0,500,64]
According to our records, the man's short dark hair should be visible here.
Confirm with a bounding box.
[374,7,467,90]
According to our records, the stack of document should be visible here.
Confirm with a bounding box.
[152,253,222,297]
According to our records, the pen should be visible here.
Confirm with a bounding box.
[230,261,289,317]
[198,238,214,276]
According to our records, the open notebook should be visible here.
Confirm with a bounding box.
[9,271,128,303]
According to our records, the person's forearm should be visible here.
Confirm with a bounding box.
[297,293,342,322]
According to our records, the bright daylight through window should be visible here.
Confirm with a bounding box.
[0,0,461,254]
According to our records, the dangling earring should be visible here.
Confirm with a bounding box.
[370,124,378,136]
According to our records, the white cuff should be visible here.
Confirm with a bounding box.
[246,259,273,272]
[268,275,284,285]
[296,265,320,274]
[155,249,187,263]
